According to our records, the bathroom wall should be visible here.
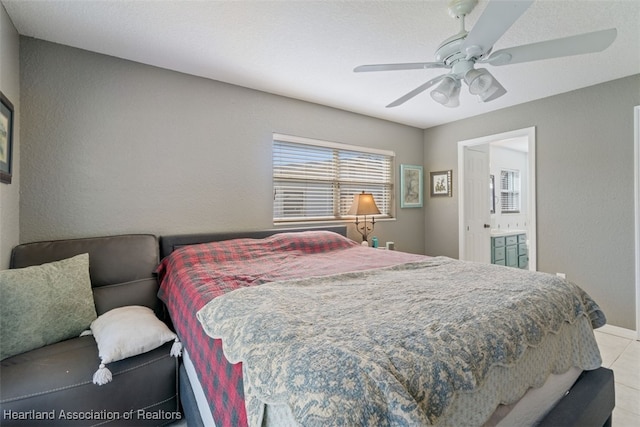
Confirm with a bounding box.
[490,144,529,232]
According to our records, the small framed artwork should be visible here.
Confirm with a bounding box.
[430,170,452,197]
[0,91,14,184]
[400,164,423,208]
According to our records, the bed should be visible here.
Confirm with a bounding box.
[157,226,614,427]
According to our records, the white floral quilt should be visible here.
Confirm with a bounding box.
[197,257,605,427]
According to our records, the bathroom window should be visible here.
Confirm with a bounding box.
[500,169,520,213]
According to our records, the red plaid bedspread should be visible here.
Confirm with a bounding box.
[157,230,426,427]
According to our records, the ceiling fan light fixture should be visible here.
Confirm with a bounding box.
[478,78,507,102]
[353,1,616,111]
[444,82,461,107]
[430,76,460,107]
[464,68,494,95]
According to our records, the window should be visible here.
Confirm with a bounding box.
[273,134,394,223]
[500,169,520,213]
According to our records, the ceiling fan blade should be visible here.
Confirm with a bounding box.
[484,28,617,66]
[461,0,534,58]
[354,62,446,73]
[386,75,446,108]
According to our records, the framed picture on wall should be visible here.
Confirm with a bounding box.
[0,91,14,184]
[400,164,423,208]
[430,170,452,197]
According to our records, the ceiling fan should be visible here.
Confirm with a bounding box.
[354,0,617,108]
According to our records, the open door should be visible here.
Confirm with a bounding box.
[463,145,491,263]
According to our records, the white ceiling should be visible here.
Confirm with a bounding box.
[2,0,639,129]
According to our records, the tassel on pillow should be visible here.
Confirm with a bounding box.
[170,338,182,358]
[93,363,113,385]
[82,330,114,386]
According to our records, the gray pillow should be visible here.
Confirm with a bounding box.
[0,253,97,360]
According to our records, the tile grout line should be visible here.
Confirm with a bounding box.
[594,332,630,368]
[614,381,640,394]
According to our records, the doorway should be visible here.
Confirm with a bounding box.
[457,127,537,271]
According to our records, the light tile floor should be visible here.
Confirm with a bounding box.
[594,329,640,427]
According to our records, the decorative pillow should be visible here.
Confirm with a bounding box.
[0,253,97,360]
[88,305,181,385]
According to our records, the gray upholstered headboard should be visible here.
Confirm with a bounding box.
[159,226,347,259]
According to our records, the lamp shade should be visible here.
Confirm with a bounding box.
[443,80,460,108]
[464,68,494,95]
[430,76,460,107]
[347,191,381,216]
[478,78,507,102]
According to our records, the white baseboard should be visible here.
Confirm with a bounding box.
[598,324,638,341]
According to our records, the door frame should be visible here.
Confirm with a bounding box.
[634,105,639,338]
[457,126,537,270]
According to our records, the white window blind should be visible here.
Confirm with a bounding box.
[273,134,394,223]
[500,169,521,213]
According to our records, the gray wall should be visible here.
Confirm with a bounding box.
[13,36,640,329]
[19,38,425,254]
[424,74,640,330]
[0,4,20,269]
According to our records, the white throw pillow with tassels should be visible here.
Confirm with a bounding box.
[83,305,181,385]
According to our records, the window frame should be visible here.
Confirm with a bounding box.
[500,168,521,214]
[272,133,395,224]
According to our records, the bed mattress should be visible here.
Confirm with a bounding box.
[158,230,604,427]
